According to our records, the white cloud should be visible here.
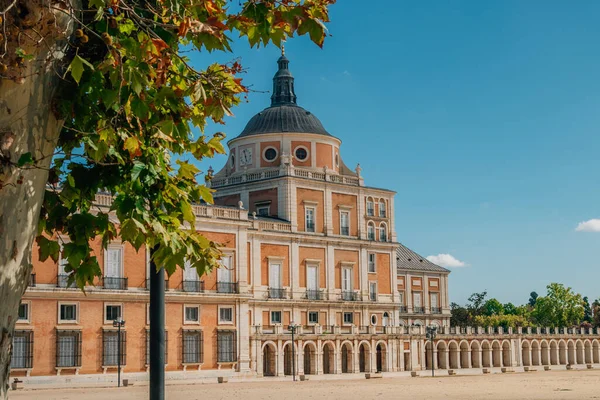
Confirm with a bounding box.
[342,70,351,77]
[426,253,467,268]
[575,219,600,232]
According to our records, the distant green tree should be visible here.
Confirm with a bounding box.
[529,291,539,307]
[583,296,593,323]
[474,314,532,329]
[532,283,584,327]
[467,291,488,317]
[503,302,518,315]
[450,302,470,327]
[483,298,504,316]
[592,299,600,328]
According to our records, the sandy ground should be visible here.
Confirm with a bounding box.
[10,370,600,400]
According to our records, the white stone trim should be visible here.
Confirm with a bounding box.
[57,301,79,324]
[103,302,124,325]
[183,304,201,325]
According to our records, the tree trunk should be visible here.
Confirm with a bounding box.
[0,0,74,397]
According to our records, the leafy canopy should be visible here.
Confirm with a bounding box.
[35,0,335,288]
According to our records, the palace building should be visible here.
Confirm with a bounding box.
[10,55,600,383]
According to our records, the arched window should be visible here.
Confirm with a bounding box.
[367,222,375,241]
[383,312,389,327]
[379,222,387,242]
[366,197,374,217]
[379,199,386,218]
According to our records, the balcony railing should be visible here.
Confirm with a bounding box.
[217,282,238,294]
[182,280,204,293]
[341,226,350,236]
[398,305,408,313]
[57,274,69,288]
[413,306,425,314]
[341,291,360,301]
[305,289,324,300]
[103,276,128,290]
[29,273,36,287]
[431,307,442,314]
[306,222,315,232]
[145,279,169,290]
[268,287,287,299]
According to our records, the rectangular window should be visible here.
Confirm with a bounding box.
[270,311,282,325]
[341,267,352,292]
[368,253,376,273]
[431,293,439,313]
[18,303,29,322]
[58,241,69,287]
[105,304,122,323]
[59,303,77,323]
[102,330,126,366]
[104,247,124,289]
[256,206,270,217]
[217,330,237,363]
[366,200,374,216]
[413,292,423,313]
[343,312,353,325]
[306,265,318,291]
[185,306,199,323]
[55,330,82,368]
[219,307,233,324]
[269,262,281,289]
[379,200,386,217]
[305,207,315,232]
[340,211,350,236]
[398,291,405,305]
[308,311,319,324]
[182,330,203,364]
[145,330,168,365]
[369,282,377,301]
[11,331,33,369]
[367,224,375,241]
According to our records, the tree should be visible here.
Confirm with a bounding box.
[467,291,488,317]
[474,314,531,329]
[583,296,592,323]
[532,283,584,327]
[450,302,470,327]
[503,302,517,315]
[528,291,538,307]
[482,298,504,316]
[0,0,334,396]
[592,299,600,328]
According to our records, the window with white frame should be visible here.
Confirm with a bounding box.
[379,199,386,217]
[413,292,422,312]
[184,305,200,324]
[379,223,387,242]
[340,210,350,236]
[59,303,78,323]
[11,330,33,369]
[58,238,70,288]
[366,198,374,216]
[256,205,270,217]
[308,311,319,324]
[368,253,376,273]
[398,291,405,305]
[343,312,353,325]
[104,304,122,323]
[104,246,124,289]
[305,206,316,232]
[370,314,377,325]
[306,263,318,292]
[219,306,233,324]
[217,330,237,362]
[341,267,352,293]
[431,293,439,312]
[18,303,30,323]
[269,261,282,289]
[369,282,377,301]
[217,255,234,293]
[367,222,375,240]
[383,312,390,326]
[270,311,282,325]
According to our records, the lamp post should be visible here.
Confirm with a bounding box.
[112,318,126,387]
[288,322,299,381]
[426,325,437,377]
[149,245,165,400]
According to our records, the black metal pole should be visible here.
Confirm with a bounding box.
[149,244,165,400]
[292,328,296,381]
[117,324,121,387]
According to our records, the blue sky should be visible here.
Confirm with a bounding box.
[191,1,600,305]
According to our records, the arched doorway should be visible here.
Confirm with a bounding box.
[492,341,502,367]
[482,341,491,368]
[425,341,434,370]
[283,343,294,376]
[531,341,540,366]
[449,342,459,369]
[303,343,316,375]
[541,341,549,366]
[437,342,448,369]
[521,341,531,366]
[502,341,512,367]
[323,342,335,374]
[567,341,576,365]
[559,341,567,365]
[576,341,584,365]
[584,341,592,364]
[593,341,600,364]
[376,342,387,372]
[359,343,370,372]
[471,341,481,368]
[263,343,277,376]
[550,341,559,365]
[460,341,470,369]
[341,342,353,373]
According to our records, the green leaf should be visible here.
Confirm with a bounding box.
[176,160,199,180]
[131,161,145,181]
[69,55,94,84]
[17,152,34,167]
[36,236,60,262]
[180,201,195,225]
[89,0,105,8]
[119,19,136,35]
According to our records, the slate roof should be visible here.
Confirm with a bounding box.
[237,105,331,138]
[396,244,450,273]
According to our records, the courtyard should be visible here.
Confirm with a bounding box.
[10,370,600,400]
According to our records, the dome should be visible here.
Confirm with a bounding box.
[238,105,330,138]
[231,54,332,141]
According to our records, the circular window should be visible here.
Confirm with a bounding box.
[263,147,278,162]
[294,146,308,161]
[371,314,377,326]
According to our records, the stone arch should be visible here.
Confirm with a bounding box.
[375,340,388,372]
[283,342,297,376]
[531,340,540,366]
[481,340,492,368]
[322,341,335,374]
[413,319,424,326]
[521,340,531,367]
[576,340,584,365]
[359,341,372,373]
[592,340,600,364]
[502,340,512,367]
[492,340,502,367]
[567,340,576,365]
[584,340,592,364]
[459,340,470,369]
[436,341,448,369]
[558,340,567,365]
[540,340,550,366]
[262,341,277,377]
[340,341,354,373]
[449,341,460,369]
[549,340,559,365]
[470,340,481,368]
[303,341,317,375]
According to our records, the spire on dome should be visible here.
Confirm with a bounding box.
[270,52,297,106]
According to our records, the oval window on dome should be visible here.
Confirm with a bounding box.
[295,147,308,161]
[263,147,278,162]
[230,153,235,168]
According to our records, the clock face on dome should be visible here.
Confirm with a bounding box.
[240,148,253,166]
